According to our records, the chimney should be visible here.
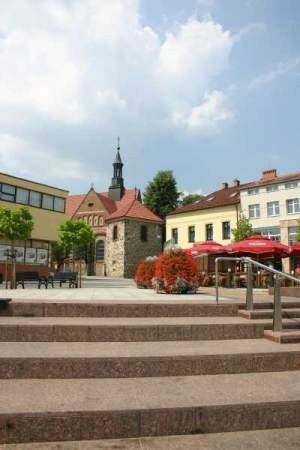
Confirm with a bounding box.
[233,178,240,187]
[221,182,228,189]
[261,169,277,182]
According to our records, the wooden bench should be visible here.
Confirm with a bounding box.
[16,272,48,289]
[0,298,12,313]
[48,272,78,288]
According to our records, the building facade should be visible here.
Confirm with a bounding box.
[166,180,245,248]
[0,172,68,276]
[66,144,163,278]
[240,169,300,270]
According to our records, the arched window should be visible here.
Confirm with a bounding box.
[99,216,104,226]
[93,216,98,226]
[113,225,118,241]
[96,240,105,261]
[89,216,93,225]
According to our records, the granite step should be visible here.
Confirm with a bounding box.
[2,428,300,450]
[264,330,300,344]
[239,308,300,320]
[0,316,265,342]
[0,371,299,444]
[0,301,240,318]
[1,339,299,379]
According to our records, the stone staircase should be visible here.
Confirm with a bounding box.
[238,299,300,343]
[0,298,299,447]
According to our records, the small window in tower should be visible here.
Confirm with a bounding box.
[140,225,148,242]
[113,225,118,241]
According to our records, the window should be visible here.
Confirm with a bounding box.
[249,204,260,219]
[285,181,298,189]
[266,185,278,193]
[140,225,148,242]
[99,217,104,226]
[89,216,93,225]
[54,197,65,212]
[247,188,259,195]
[255,227,281,241]
[16,188,29,205]
[42,194,54,210]
[93,216,98,226]
[288,227,298,245]
[0,184,16,202]
[287,198,300,214]
[29,191,41,207]
[171,228,178,244]
[113,225,118,241]
[267,201,279,217]
[222,222,230,240]
[188,226,195,243]
[95,240,105,261]
[206,223,213,241]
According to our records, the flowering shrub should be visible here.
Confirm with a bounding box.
[155,249,198,294]
[135,256,157,289]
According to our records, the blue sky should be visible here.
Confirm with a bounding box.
[0,0,299,196]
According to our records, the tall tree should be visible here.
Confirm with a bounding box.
[0,206,34,288]
[296,219,300,242]
[58,220,95,279]
[232,214,253,242]
[143,170,180,219]
[179,193,204,207]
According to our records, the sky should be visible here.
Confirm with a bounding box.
[0,0,299,196]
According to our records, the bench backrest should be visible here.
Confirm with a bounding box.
[16,272,40,281]
[52,272,78,281]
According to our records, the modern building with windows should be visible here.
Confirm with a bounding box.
[0,172,68,276]
[240,169,300,270]
[66,143,163,277]
[166,179,246,248]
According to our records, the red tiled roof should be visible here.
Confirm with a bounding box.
[168,183,252,216]
[107,198,163,223]
[65,194,85,217]
[96,192,117,214]
[245,171,300,189]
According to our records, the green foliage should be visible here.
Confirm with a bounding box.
[58,220,94,258]
[0,206,33,243]
[51,242,67,269]
[179,193,204,207]
[143,170,180,218]
[232,214,253,242]
[296,219,300,242]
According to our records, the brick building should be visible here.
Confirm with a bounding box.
[66,143,163,277]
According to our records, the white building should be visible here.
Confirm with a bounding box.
[240,169,300,270]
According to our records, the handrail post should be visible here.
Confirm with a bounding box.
[273,275,282,332]
[215,258,219,305]
[246,262,253,311]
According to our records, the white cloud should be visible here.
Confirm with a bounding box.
[0,134,95,184]
[0,0,238,186]
[248,57,300,89]
[173,90,234,133]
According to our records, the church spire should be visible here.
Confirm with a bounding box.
[108,137,125,201]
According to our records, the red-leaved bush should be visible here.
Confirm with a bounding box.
[155,249,198,294]
[135,258,157,289]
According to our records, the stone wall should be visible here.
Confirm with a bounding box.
[105,221,125,277]
[124,220,163,278]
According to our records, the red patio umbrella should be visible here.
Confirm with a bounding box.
[225,235,291,259]
[185,241,227,257]
[291,242,300,255]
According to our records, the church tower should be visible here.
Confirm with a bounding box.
[108,138,125,201]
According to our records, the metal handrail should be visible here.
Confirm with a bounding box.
[215,256,300,332]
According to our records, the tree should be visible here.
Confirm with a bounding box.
[51,242,67,272]
[143,170,180,219]
[232,214,253,242]
[179,193,204,207]
[296,219,300,242]
[0,206,34,288]
[58,220,95,281]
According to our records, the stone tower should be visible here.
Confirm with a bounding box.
[108,138,125,201]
